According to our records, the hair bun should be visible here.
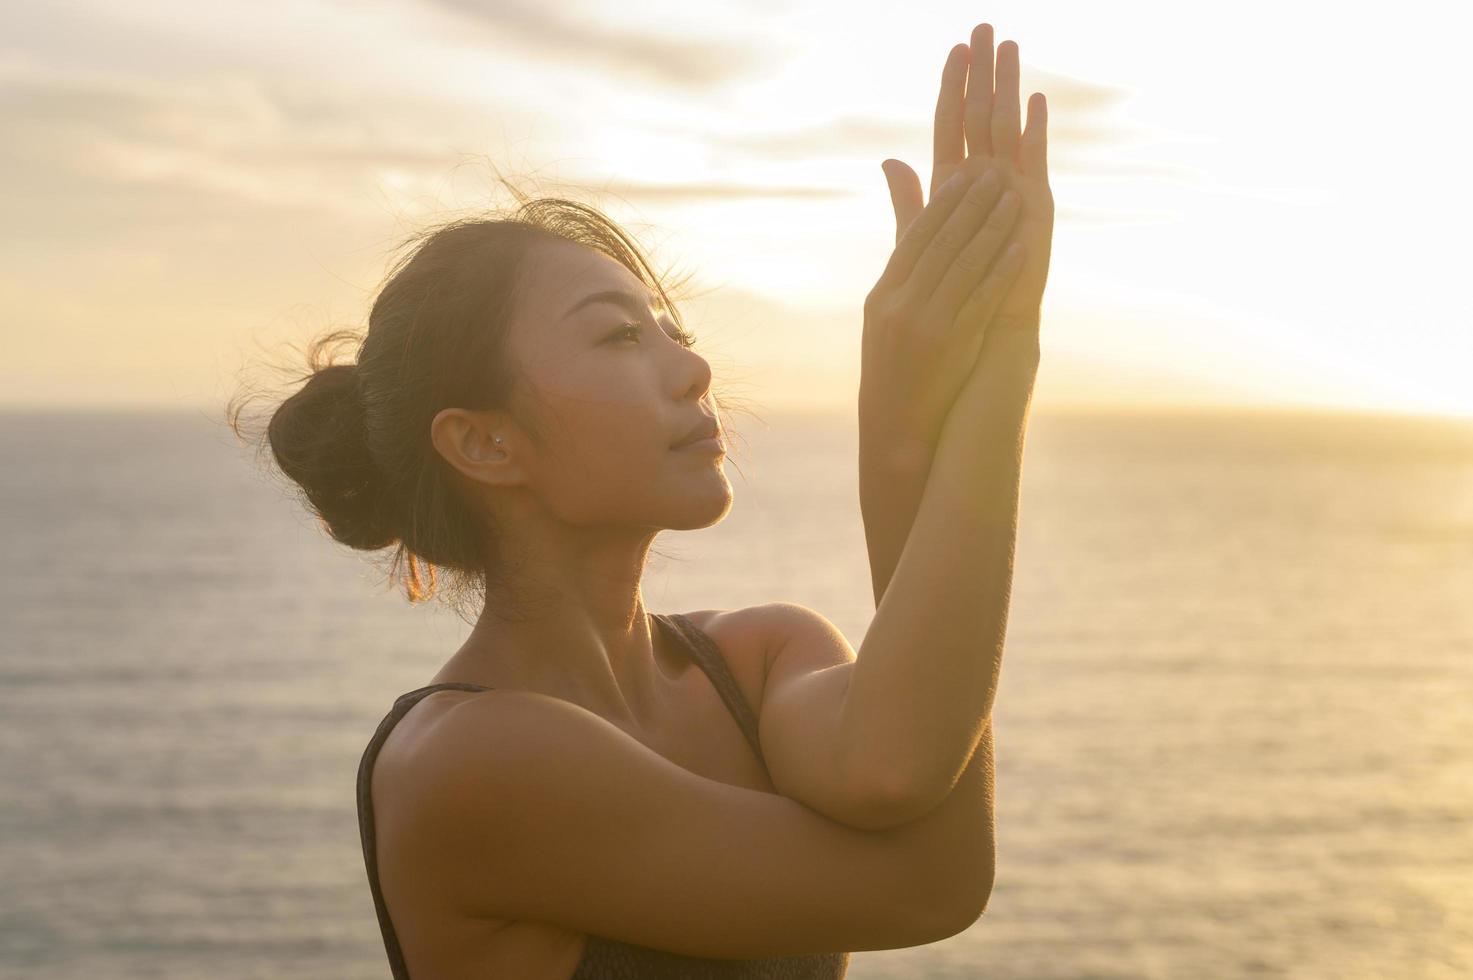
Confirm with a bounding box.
[267,362,398,550]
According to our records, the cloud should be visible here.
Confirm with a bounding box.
[698,66,1171,183]
[419,0,781,90]
[0,59,476,207]
[576,178,850,205]
[0,52,862,233]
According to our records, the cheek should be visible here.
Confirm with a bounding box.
[538,386,655,460]
[534,351,649,414]
[532,356,663,450]
[532,386,668,500]
[537,429,678,525]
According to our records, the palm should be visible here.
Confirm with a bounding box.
[884,24,1053,329]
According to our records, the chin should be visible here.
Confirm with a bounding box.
[667,477,734,530]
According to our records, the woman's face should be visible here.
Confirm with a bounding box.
[493,239,732,532]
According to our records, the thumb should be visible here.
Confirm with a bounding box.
[881,159,924,247]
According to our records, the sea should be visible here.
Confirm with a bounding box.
[1,405,1470,979]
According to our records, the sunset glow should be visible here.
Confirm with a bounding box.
[3,0,1468,419]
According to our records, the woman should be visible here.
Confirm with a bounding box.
[245,21,1051,979]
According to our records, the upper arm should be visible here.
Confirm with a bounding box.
[750,601,894,828]
[391,689,980,959]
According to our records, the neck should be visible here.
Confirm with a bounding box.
[445,488,683,719]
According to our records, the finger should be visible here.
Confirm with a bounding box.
[991,40,1022,167]
[875,167,985,291]
[1019,92,1048,178]
[931,44,968,195]
[927,186,1022,328]
[963,23,995,160]
[882,159,925,247]
[950,242,1028,360]
[899,168,1007,303]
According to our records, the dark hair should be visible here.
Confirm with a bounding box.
[226,174,751,621]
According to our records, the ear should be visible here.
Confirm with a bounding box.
[430,407,517,485]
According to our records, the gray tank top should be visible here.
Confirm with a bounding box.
[356,611,852,979]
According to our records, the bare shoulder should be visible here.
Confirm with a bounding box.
[684,603,856,705]
[722,602,856,669]
[369,686,544,813]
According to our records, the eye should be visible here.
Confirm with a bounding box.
[610,322,699,349]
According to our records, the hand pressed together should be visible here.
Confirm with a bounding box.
[863,23,1053,453]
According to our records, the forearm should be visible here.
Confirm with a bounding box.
[841,360,1033,816]
[858,416,934,609]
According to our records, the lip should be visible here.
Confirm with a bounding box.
[672,413,721,450]
[672,435,725,454]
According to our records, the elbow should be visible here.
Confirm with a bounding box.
[837,737,970,830]
[938,834,997,939]
[921,854,996,944]
[937,886,994,942]
[853,767,955,830]
[842,734,984,831]
[823,784,928,832]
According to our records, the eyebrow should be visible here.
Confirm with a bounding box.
[560,289,665,321]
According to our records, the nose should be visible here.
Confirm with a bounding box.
[678,351,714,407]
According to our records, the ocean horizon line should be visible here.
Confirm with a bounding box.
[4,400,1473,428]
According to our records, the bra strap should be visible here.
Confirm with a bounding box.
[357,682,494,979]
[658,612,764,762]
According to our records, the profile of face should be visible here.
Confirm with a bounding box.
[433,238,733,536]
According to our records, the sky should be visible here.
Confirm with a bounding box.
[2,0,1470,419]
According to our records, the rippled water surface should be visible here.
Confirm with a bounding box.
[3,407,1471,979]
